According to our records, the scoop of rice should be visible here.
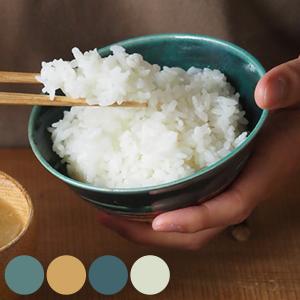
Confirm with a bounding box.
[43,46,248,188]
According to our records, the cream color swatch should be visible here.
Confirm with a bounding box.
[130,255,170,295]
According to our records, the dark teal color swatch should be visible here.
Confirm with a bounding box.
[88,255,128,295]
[5,255,44,295]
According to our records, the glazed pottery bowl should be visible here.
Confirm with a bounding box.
[28,33,268,219]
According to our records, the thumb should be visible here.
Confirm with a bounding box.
[255,57,300,109]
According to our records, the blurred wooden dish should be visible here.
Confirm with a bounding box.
[0,171,33,252]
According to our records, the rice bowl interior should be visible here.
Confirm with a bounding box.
[38,46,249,189]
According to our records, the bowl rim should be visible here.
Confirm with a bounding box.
[28,33,268,194]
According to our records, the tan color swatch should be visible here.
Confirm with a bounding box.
[46,255,86,295]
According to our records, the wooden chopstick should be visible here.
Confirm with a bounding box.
[0,71,147,108]
[0,92,147,107]
[0,71,39,84]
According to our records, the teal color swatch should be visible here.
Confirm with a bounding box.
[89,255,128,295]
[5,255,44,295]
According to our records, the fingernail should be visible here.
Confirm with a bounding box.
[265,76,287,105]
[153,219,182,232]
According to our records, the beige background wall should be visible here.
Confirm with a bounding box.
[0,0,299,146]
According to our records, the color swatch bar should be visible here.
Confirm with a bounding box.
[4,254,170,296]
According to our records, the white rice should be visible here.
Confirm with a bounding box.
[39,46,248,188]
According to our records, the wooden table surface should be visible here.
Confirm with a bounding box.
[0,149,300,300]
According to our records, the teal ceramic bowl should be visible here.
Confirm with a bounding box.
[28,33,268,219]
